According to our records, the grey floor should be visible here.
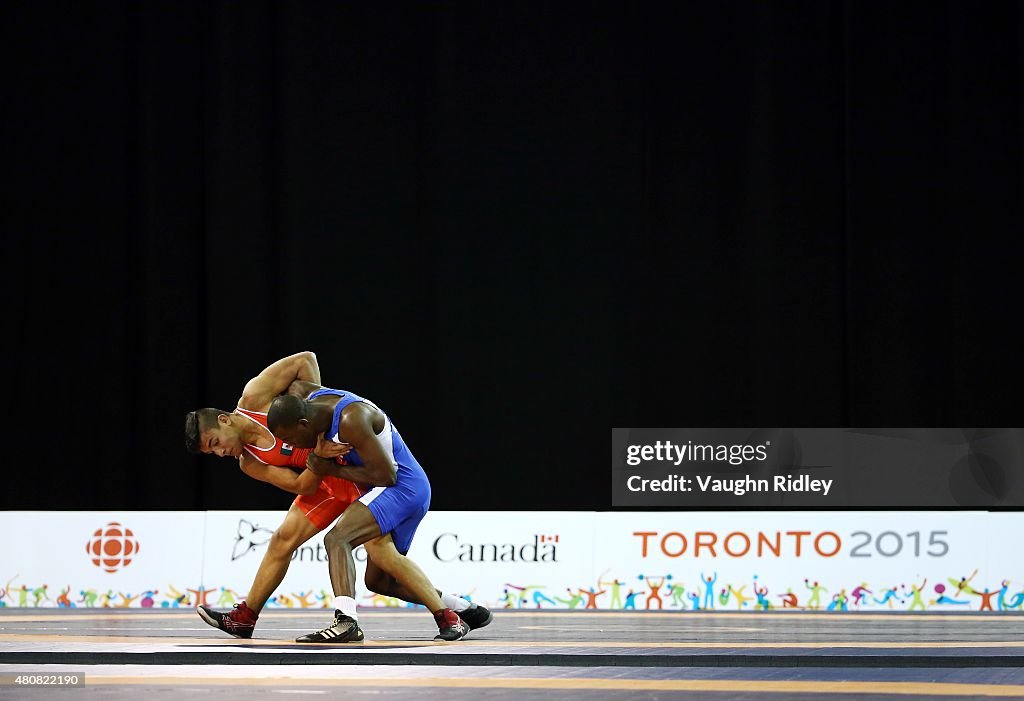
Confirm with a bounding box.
[1,608,1022,699]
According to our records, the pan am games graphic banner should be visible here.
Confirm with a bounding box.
[0,511,1021,612]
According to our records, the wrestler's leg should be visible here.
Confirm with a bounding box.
[245,503,322,612]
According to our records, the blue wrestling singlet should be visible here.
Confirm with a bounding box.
[307,388,431,554]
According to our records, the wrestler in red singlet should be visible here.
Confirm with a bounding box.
[235,406,364,530]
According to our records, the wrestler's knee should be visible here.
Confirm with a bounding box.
[269,525,302,556]
[324,525,352,552]
[364,537,402,566]
[364,566,390,594]
[362,537,384,558]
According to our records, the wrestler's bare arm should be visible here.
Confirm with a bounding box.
[238,351,321,411]
[305,403,397,487]
[287,379,322,399]
[238,452,323,496]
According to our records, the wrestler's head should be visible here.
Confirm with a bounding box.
[184,408,245,457]
[267,394,318,448]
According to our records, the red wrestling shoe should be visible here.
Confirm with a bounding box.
[197,601,258,639]
[433,608,469,641]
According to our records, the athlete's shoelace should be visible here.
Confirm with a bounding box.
[315,618,346,636]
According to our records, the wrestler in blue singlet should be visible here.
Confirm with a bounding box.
[307,388,430,554]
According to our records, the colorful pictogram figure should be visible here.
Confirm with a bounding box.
[669,583,687,608]
[874,586,901,609]
[971,587,999,611]
[931,583,970,607]
[804,579,827,610]
[777,588,798,609]
[701,572,717,610]
[753,577,771,611]
[163,585,188,608]
[851,582,872,608]
[907,579,928,611]
[728,584,753,610]
[579,587,606,610]
[187,586,215,607]
[642,575,670,610]
[826,589,848,611]
[623,589,644,610]
[290,591,315,608]
[217,587,239,608]
[116,592,140,608]
[555,589,583,609]
[598,571,624,609]
[32,584,50,607]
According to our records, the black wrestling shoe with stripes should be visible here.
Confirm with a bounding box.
[295,611,364,643]
[457,604,493,631]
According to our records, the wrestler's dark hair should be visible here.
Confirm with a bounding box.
[184,408,224,453]
[267,394,305,433]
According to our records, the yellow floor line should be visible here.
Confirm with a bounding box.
[83,676,1024,696]
[1,633,1022,649]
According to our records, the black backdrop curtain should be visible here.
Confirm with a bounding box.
[4,2,1022,511]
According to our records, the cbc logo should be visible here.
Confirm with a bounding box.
[86,522,139,572]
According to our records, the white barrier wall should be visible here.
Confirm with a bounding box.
[1,511,1021,611]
